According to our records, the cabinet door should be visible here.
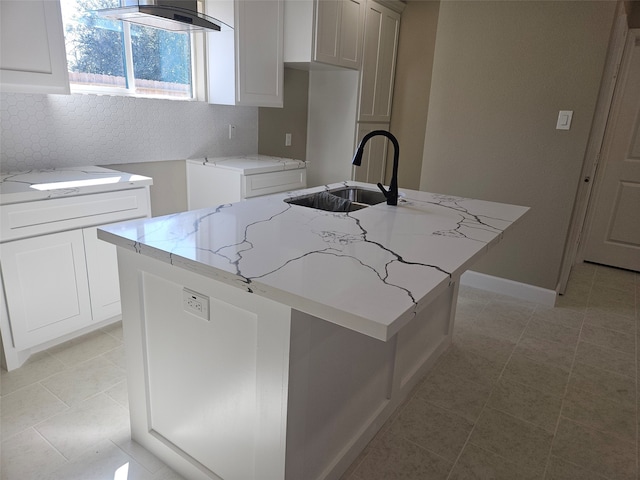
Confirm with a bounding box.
[352,123,389,184]
[0,0,70,94]
[208,0,284,107]
[338,0,365,69]
[314,0,364,69]
[236,0,284,106]
[0,231,91,349]
[358,1,400,122]
[83,227,121,323]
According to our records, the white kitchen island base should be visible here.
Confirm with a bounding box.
[117,248,457,480]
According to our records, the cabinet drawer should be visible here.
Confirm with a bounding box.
[243,169,307,198]
[1,188,150,242]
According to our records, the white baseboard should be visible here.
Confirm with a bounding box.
[460,271,557,307]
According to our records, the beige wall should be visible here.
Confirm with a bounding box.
[258,68,309,160]
[105,160,187,217]
[418,1,617,290]
[387,0,440,189]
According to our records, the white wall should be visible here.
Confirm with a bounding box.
[418,0,617,291]
[0,93,257,172]
[305,69,359,187]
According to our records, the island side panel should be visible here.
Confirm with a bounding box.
[117,248,292,480]
[285,281,459,480]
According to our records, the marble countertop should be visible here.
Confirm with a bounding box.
[187,155,307,175]
[98,182,528,340]
[0,166,153,205]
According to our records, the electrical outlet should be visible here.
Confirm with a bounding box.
[182,288,209,321]
[285,133,292,146]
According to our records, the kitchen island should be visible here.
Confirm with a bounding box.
[98,181,528,480]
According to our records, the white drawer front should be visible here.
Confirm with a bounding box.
[243,169,307,198]
[1,188,150,242]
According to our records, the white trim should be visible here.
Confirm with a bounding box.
[558,2,628,294]
[461,271,557,307]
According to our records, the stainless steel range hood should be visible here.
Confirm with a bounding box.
[97,0,227,33]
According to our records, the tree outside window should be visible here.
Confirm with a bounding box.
[61,0,193,98]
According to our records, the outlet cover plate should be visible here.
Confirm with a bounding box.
[182,288,210,321]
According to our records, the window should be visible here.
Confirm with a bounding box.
[60,0,195,99]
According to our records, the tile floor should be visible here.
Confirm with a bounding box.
[1,262,638,480]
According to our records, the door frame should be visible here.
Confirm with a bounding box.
[556,3,629,294]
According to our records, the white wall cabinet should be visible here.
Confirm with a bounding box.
[207,0,284,107]
[0,186,151,370]
[0,0,70,94]
[358,1,400,122]
[284,0,365,69]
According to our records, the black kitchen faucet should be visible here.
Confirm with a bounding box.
[352,130,399,206]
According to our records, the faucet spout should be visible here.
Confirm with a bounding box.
[352,130,399,206]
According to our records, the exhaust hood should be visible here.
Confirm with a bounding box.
[97,0,228,33]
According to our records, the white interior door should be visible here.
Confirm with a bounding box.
[583,29,640,272]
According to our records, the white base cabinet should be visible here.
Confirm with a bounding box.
[1,230,92,350]
[0,187,151,371]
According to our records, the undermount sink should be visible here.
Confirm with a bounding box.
[328,187,387,205]
[284,187,386,212]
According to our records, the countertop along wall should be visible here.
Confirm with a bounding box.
[418,0,617,291]
[0,92,258,215]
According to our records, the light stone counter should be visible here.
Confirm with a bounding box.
[0,166,152,205]
[99,181,528,340]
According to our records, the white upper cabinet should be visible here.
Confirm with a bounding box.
[284,0,365,70]
[0,0,70,94]
[358,0,400,122]
[207,0,284,107]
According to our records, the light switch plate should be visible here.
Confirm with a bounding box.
[556,110,573,130]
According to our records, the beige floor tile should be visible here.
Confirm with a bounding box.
[521,317,581,346]
[584,308,637,335]
[554,294,588,311]
[487,379,563,433]
[1,428,68,480]
[551,418,636,480]
[1,383,69,441]
[468,407,552,476]
[40,439,157,480]
[544,455,609,480]
[574,340,635,378]
[101,345,127,370]
[47,330,122,367]
[352,431,452,480]
[449,443,539,480]
[40,356,125,406]
[501,351,570,396]
[530,305,584,329]
[417,369,492,423]
[388,396,473,462]
[587,298,637,319]
[568,362,635,408]
[593,266,637,294]
[110,433,169,474]
[0,352,65,397]
[105,380,129,408]
[35,394,129,461]
[101,321,124,341]
[428,345,503,388]
[580,323,635,355]
[452,327,516,365]
[561,386,636,444]
[514,335,575,372]
[589,284,636,307]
